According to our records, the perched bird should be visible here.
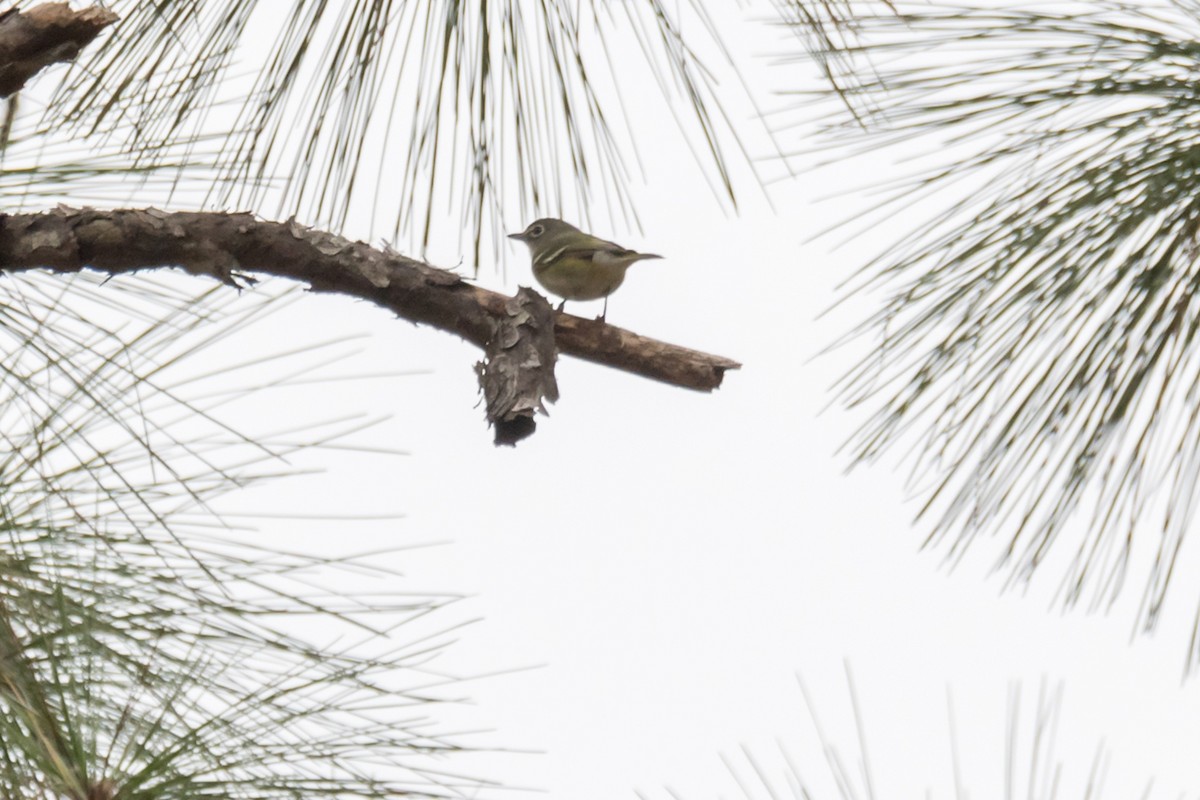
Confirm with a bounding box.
[508,218,662,321]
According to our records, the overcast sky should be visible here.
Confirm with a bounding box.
[33,1,1200,798]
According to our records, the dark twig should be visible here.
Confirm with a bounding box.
[0,3,117,98]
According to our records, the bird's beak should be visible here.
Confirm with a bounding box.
[507,231,525,241]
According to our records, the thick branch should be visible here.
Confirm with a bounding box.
[0,4,117,97]
[0,208,739,441]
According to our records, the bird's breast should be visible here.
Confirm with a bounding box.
[533,255,629,301]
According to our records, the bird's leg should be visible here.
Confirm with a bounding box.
[599,296,608,323]
[556,300,566,313]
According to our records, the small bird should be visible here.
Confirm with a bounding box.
[508,218,662,321]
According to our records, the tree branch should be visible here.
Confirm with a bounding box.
[0,207,739,443]
[0,3,117,97]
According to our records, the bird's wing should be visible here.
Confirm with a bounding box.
[536,239,648,266]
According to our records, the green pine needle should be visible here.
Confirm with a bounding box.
[814,1,1200,668]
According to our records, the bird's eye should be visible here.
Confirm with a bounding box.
[529,225,544,238]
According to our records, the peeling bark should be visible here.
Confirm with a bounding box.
[476,288,560,445]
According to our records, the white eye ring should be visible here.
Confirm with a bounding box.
[529,225,544,238]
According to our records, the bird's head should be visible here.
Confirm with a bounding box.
[507,218,579,247]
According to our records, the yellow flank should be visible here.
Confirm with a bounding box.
[533,251,657,301]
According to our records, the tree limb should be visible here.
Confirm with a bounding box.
[0,3,117,97]
[0,207,739,443]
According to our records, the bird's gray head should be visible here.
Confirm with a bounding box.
[507,218,579,245]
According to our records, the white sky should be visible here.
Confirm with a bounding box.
[230,178,1200,798]
[30,1,1200,797]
